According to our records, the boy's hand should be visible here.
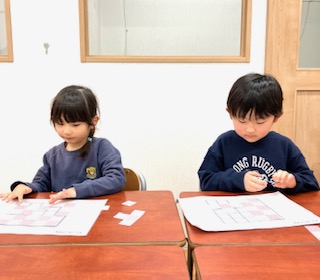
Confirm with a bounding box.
[272,170,296,189]
[0,184,32,203]
[49,187,76,204]
[244,171,267,192]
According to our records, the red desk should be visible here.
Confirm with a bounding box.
[193,245,320,280]
[180,191,320,247]
[0,245,189,280]
[179,191,320,275]
[0,191,186,247]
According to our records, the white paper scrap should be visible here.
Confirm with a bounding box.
[122,200,137,206]
[116,209,145,226]
[114,212,130,220]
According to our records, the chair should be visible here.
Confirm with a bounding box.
[123,168,147,191]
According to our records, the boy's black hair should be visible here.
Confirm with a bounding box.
[227,73,283,119]
[51,85,100,158]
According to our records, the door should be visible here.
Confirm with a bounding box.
[265,0,320,182]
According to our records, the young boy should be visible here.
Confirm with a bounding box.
[198,73,319,194]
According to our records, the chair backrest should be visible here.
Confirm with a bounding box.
[123,168,147,191]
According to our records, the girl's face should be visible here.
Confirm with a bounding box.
[229,110,281,143]
[54,116,98,151]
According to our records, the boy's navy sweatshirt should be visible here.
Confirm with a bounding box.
[198,130,319,194]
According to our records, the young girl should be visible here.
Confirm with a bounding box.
[0,85,125,204]
[198,73,319,194]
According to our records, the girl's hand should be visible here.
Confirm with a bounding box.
[49,187,76,204]
[0,184,32,203]
[244,171,268,192]
[272,170,296,189]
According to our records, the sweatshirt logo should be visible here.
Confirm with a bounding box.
[86,166,97,179]
[232,155,277,187]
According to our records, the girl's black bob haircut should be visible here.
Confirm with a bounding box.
[50,85,99,125]
[227,73,283,119]
[50,85,100,158]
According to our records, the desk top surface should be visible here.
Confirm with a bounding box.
[0,190,186,246]
[193,245,320,280]
[180,191,320,247]
[0,245,189,280]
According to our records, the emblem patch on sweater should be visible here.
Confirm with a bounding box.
[86,166,97,179]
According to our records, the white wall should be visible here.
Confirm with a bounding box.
[0,0,267,199]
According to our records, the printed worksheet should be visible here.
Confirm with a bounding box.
[0,199,107,236]
[178,192,320,231]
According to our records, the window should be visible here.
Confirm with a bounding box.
[79,0,251,62]
[299,0,320,68]
[0,0,13,62]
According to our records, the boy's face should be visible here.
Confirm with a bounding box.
[229,110,281,143]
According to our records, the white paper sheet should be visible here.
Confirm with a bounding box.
[178,192,320,232]
[305,225,320,240]
[0,198,107,236]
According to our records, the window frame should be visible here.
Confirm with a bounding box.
[79,0,252,63]
[0,0,13,62]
